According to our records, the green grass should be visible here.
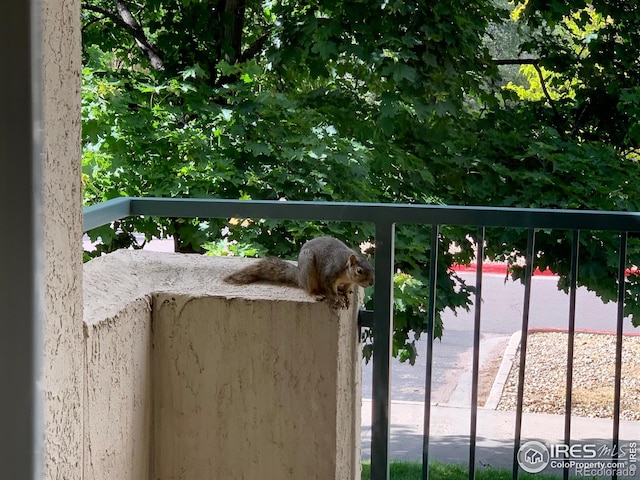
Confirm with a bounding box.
[361,461,581,480]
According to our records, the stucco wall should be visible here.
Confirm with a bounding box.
[84,297,153,480]
[83,250,362,480]
[42,0,84,477]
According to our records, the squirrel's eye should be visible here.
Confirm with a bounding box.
[356,267,363,274]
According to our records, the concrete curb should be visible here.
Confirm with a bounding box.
[484,331,521,410]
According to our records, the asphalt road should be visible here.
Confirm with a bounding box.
[362,272,638,403]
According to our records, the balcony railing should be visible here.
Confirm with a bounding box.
[83,197,640,480]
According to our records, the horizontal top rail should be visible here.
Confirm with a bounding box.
[84,197,640,233]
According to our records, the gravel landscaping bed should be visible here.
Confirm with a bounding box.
[496,331,640,421]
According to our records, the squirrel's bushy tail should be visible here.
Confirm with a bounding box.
[223,257,299,287]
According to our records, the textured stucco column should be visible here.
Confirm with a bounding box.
[83,295,153,480]
[83,251,362,480]
[42,0,84,477]
[153,294,362,480]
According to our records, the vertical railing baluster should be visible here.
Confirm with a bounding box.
[512,228,536,480]
[612,232,627,480]
[370,221,396,480]
[422,225,440,480]
[469,226,485,480]
[563,230,580,480]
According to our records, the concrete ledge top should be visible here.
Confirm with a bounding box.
[83,249,316,325]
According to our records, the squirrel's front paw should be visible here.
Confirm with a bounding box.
[315,293,349,310]
[337,291,351,309]
[331,298,344,309]
[315,294,338,309]
[332,296,350,310]
[340,296,350,309]
[321,296,343,309]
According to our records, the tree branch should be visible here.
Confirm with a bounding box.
[494,59,563,109]
[493,58,540,66]
[83,3,122,24]
[82,1,164,70]
[239,33,269,63]
[81,14,105,33]
[493,58,566,133]
[114,0,163,69]
[532,63,564,133]
[223,0,246,61]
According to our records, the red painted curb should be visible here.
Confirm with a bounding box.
[451,263,557,276]
[451,263,639,277]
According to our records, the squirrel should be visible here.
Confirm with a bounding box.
[223,236,375,309]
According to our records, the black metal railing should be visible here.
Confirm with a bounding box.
[83,197,640,480]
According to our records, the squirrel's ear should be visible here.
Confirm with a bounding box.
[348,253,357,266]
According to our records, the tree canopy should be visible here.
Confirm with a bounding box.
[82,0,640,362]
